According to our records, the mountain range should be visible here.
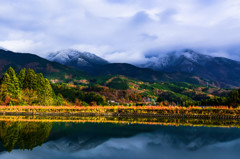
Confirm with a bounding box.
[0,48,239,88]
[0,49,86,83]
[46,49,240,88]
[140,49,240,87]
[46,49,208,85]
[47,49,109,69]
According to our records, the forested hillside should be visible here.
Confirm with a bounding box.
[0,67,106,106]
[0,67,239,107]
[0,49,86,83]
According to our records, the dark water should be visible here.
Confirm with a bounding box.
[1,121,240,159]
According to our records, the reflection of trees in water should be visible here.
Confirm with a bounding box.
[0,121,52,152]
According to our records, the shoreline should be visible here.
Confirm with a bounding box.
[0,114,240,128]
[1,112,240,119]
[0,106,240,119]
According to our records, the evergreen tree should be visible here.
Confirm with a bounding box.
[1,73,11,87]
[0,67,56,106]
[39,79,54,106]
[1,72,15,98]
[0,84,9,104]
[6,67,20,98]
[18,68,26,89]
[24,69,37,90]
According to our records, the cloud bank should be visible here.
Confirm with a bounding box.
[0,0,240,63]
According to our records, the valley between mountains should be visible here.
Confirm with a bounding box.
[0,48,239,107]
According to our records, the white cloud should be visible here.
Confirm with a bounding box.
[0,40,42,53]
[70,44,112,57]
[0,0,240,62]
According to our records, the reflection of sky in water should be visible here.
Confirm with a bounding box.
[1,127,240,159]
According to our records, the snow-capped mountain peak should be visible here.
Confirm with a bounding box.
[141,49,214,71]
[180,49,213,62]
[138,49,240,88]
[47,49,109,69]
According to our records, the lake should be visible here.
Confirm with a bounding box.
[0,116,240,159]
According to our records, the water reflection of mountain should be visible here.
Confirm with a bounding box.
[149,126,240,151]
[0,122,52,152]
[1,121,240,154]
[45,123,240,152]
[46,123,159,152]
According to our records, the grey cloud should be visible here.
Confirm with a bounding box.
[158,8,178,23]
[0,0,239,62]
[130,11,152,25]
[139,33,158,41]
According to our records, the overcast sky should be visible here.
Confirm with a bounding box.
[0,0,240,63]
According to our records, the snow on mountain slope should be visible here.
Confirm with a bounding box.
[47,49,109,68]
[141,49,214,71]
[140,49,240,88]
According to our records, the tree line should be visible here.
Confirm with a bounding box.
[157,89,240,107]
[199,89,240,107]
[0,67,239,107]
[0,67,55,105]
[0,67,107,106]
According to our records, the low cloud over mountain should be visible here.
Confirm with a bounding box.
[0,0,240,63]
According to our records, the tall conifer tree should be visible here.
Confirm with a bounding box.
[18,68,26,89]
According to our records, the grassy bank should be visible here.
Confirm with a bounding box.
[0,106,240,118]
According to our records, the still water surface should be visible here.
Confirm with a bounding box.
[0,119,240,159]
